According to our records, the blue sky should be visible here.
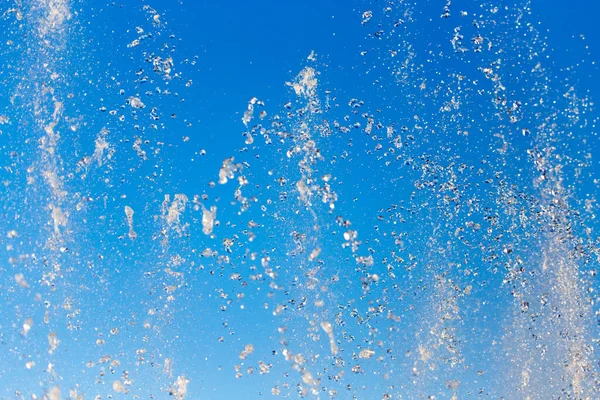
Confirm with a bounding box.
[0,0,599,399]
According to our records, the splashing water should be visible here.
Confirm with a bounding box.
[0,0,599,399]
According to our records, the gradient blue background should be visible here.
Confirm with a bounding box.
[0,0,599,399]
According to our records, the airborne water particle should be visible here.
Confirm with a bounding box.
[113,380,128,393]
[22,318,33,336]
[168,376,189,399]
[125,206,137,240]
[48,387,61,400]
[361,10,373,25]
[14,273,29,288]
[359,349,375,359]
[128,97,145,109]
[201,205,217,235]
[48,333,60,354]
[239,344,254,360]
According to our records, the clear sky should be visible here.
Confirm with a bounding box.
[0,0,599,399]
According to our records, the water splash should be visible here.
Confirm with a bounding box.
[1,0,599,399]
